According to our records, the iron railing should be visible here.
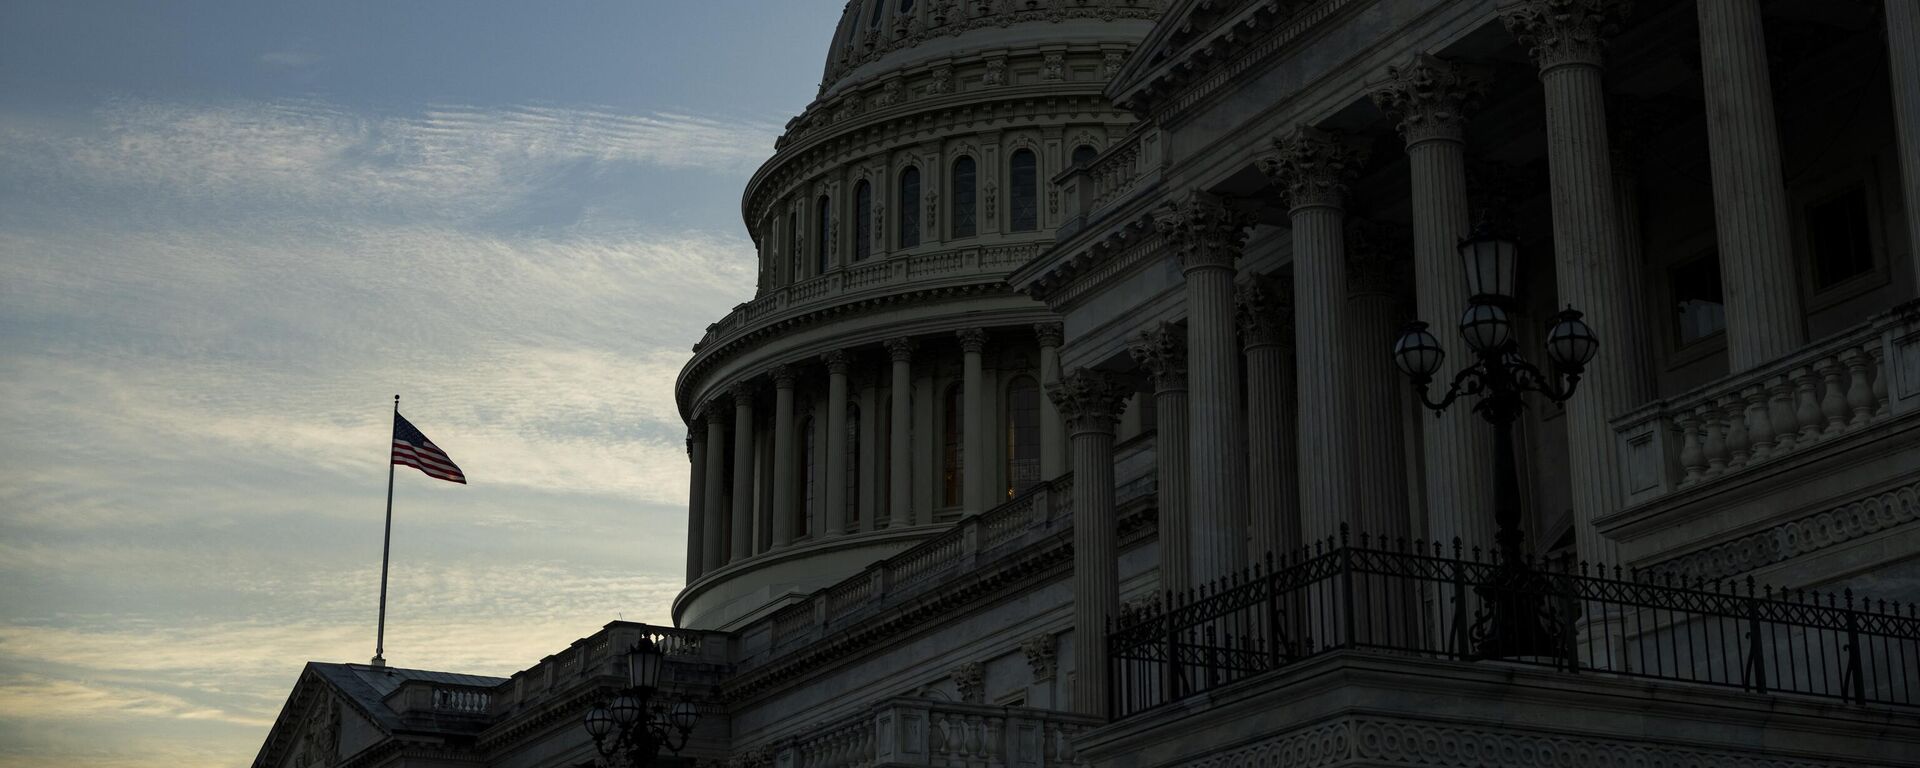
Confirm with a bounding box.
[1109,528,1919,718]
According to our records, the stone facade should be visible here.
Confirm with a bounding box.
[254,2,1920,767]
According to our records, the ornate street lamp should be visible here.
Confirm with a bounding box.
[580,638,699,767]
[1392,221,1598,660]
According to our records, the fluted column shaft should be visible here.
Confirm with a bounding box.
[959,329,988,516]
[1348,287,1411,542]
[1130,324,1190,597]
[886,339,915,528]
[685,425,707,581]
[731,386,756,560]
[1502,0,1651,564]
[1697,0,1805,369]
[1048,368,1130,718]
[771,369,797,547]
[1371,55,1497,551]
[1037,323,1068,481]
[823,352,850,537]
[1157,196,1248,584]
[1885,0,1920,297]
[1238,275,1300,559]
[702,414,728,568]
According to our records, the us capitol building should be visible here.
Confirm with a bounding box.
[256,1,1920,766]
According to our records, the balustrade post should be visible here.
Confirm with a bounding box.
[1818,356,1849,436]
[1768,374,1800,454]
[1841,348,1874,428]
[1743,384,1774,462]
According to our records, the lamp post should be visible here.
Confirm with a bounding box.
[1391,221,1598,660]
[581,638,699,767]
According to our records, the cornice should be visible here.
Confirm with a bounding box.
[1114,0,1366,127]
[1019,211,1166,311]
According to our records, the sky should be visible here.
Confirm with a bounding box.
[0,2,843,766]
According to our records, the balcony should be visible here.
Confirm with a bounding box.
[1053,127,1163,242]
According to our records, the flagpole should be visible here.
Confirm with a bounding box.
[373,394,397,668]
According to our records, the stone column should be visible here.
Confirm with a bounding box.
[1237,274,1300,560]
[1500,0,1652,564]
[1129,323,1191,598]
[1263,127,1367,546]
[958,328,989,515]
[1694,0,1807,368]
[1346,221,1413,543]
[685,421,707,581]
[702,409,729,569]
[730,382,756,561]
[1047,367,1130,718]
[1036,323,1068,481]
[771,366,798,548]
[1155,194,1249,583]
[885,338,915,528]
[1890,0,1920,296]
[823,351,851,537]
[1370,54,1498,552]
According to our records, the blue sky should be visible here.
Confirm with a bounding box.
[0,2,842,765]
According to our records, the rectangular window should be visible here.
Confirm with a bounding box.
[1670,250,1725,347]
[1807,185,1873,291]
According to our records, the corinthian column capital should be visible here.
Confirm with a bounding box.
[730,380,757,405]
[1261,126,1369,212]
[1499,0,1633,72]
[1368,54,1490,147]
[883,337,916,363]
[1127,323,1187,393]
[822,349,852,375]
[1046,368,1132,435]
[956,327,988,354]
[1153,192,1248,273]
[771,364,797,389]
[1235,273,1294,349]
[1033,322,1065,349]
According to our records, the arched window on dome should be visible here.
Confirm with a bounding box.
[1005,375,1040,498]
[1072,144,1099,168]
[845,402,861,531]
[951,156,977,239]
[816,195,832,275]
[789,210,801,283]
[898,166,921,249]
[942,382,964,508]
[868,0,884,28]
[853,180,873,262]
[799,415,816,538]
[1009,148,1038,233]
[899,0,915,13]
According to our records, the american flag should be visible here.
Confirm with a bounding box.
[392,412,466,484]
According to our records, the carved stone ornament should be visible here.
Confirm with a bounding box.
[1498,0,1634,72]
[291,694,341,768]
[771,364,797,389]
[1152,191,1249,272]
[1043,52,1066,81]
[688,413,708,442]
[984,182,997,222]
[950,661,985,704]
[1102,51,1126,79]
[1345,218,1411,298]
[823,349,851,375]
[1261,126,1368,211]
[983,57,1008,86]
[1021,633,1059,681]
[1368,54,1489,146]
[883,337,916,363]
[1046,368,1131,434]
[731,380,757,405]
[1033,322,1065,348]
[927,65,954,94]
[1128,322,1188,393]
[956,327,989,354]
[876,77,906,107]
[1236,272,1295,349]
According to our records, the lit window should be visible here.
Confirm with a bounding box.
[1005,376,1040,497]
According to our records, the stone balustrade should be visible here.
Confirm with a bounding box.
[1614,306,1918,508]
[768,698,1099,768]
[693,241,1051,356]
[1056,128,1162,239]
[492,622,727,718]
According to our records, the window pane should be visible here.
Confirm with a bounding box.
[952,157,976,239]
[1808,186,1873,290]
[1010,149,1037,233]
[1671,251,1725,346]
[854,181,873,262]
[899,167,921,248]
[1005,376,1040,497]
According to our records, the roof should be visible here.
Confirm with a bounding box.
[252,661,507,768]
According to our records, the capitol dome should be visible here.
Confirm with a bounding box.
[673,0,1166,630]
